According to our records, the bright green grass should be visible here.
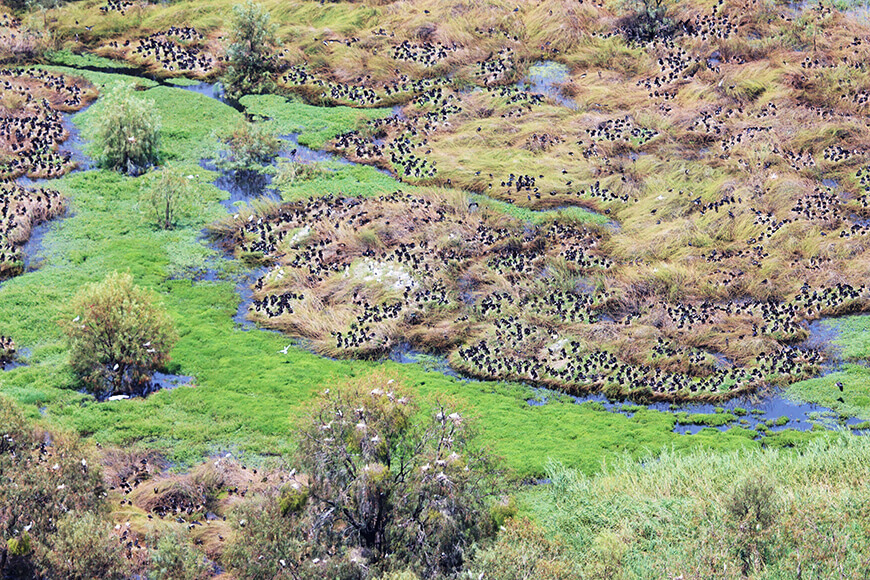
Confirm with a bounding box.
[471,193,610,226]
[785,313,870,418]
[240,94,392,149]
[786,365,870,421]
[277,161,412,201]
[46,49,137,70]
[0,68,811,478]
[826,313,870,360]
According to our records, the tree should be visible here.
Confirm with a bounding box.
[92,84,161,175]
[222,1,277,100]
[63,272,177,398]
[225,372,499,579]
[0,397,111,580]
[140,165,201,230]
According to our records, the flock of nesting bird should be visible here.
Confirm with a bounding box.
[104,26,216,75]
[5,0,870,405]
[0,70,90,280]
[0,69,94,179]
[197,0,870,402]
[214,181,869,401]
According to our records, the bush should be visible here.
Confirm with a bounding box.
[140,166,201,230]
[146,530,211,580]
[92,84,161,175]
[274,159,327,186]
[222,1,277,100]
[469,517,582,580]
[226,372,501,579]
[617,0,674,42]
[725,475,781,575]
[0,397,109,580]
[38,513,127,580]
[222,496,305,580]
[63,272,177,398]
[214,121,281,173]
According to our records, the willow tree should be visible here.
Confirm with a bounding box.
[223,0,277,100]
[91,84,161,175]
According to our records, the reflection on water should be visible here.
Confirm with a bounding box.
[526,385,864,435]
[517,61,577,109]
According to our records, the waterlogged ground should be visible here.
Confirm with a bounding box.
[0,63,867,479]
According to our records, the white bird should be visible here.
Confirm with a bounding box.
[277,344,291,354]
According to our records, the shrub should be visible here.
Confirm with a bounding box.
[140,166,201,230]
[214,121,281,173]
[617,0,674,42]
[725,475,781,575]
[146,530,211,580]
[92,84,161,175]
[38,512,127,580]
[274,159,327,186]
[222,496,305,580]
[226,372,501,579]
[0,397,109,580]
[222,1,277,100]
[469,517,582,580]
[63,272,177,398]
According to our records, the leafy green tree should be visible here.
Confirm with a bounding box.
[140,166,201,230]
[223,0,277,100]
[63,272,177,398]
[92,84,161,175]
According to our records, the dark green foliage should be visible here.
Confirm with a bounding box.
[222,1,277,100]
[618,0,674,42]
